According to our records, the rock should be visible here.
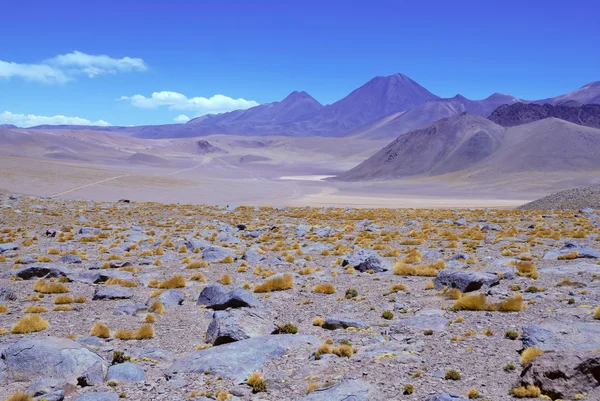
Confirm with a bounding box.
[236,224,247,230]
[425,394,468,401]
[0,286,17,302]
[196,284,260,310]
[201,246,236,262]
[93,286,134,300]
[391,310,448,332]
[156,289,185,307]
[543,241,600,260]
[434,270,500,292]
[0,242,18,253]
[59,254,82,264]
[241,248,265,263]
[113,303,148,316]
[27,379,67,400]
[518,351,600,399]
[77,361,107,386]
[106,361,146,383]
[183,239,212,252]
[127,348,174,363]
[521,321,600,351]
[79,227,101,236]
[480,223,500,231]
[322,316,369,330]
[74,393,119,401]
[167,335,319,383]
[206,308,277,345]
[298,379,382,401]
[342,248,387,273]
[580,208,595,214]
[2,337,108,383]
[9,263,72,280]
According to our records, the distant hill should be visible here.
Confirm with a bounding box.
[534,81,600,105]
[489,103,600,128]
[518,185,600,210]
[336,114,600,181]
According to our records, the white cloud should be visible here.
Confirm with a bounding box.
[119,91,259,115]
[0,110,111,128]
[0,51,147,83]
[174,114,190,123]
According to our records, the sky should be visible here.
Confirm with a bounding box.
[1,0,599,127]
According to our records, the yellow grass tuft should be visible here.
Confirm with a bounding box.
[390,283,406,293]
[115,324,154,340]
[53,295,74,304]
[33,279,69,293]
[90,321,110,338]
[4,391,34,401]
[0,305,8,313]
[190,272,207,282]
[558,251,578,260]
[157,275,186,289]
[450,293,524,312]
[521,347,544,366]
[145,314,157,323]
[11,314,49,334]
[149,300,165,315]
[186,261,208,269]
[247,371,267,393]
[514,261,540,280]
[313,283,336,294]
[254,274,294,293]
[53,305,72,311]
[219,274,233,285]
[24,305,47,313]
[105,278,138,287]
[511,385,541,398]
[594,307,600,320]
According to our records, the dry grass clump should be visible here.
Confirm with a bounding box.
[510,385,541,398]
[247,372,267,393]
[521,347,544,366]
[218,274,233,285]
[254,274,294,293]
[53,305,72,311]
[190,272,207,282]
[53,295,74,304]
[105,278,138,287]
[24,305,47,313]
[312,317,325,326]
[389,283,406,293]
[450,293,524,312]
[594,307,600,320]
[11,314,49,333]
[33,279,69,293]
[90,321,110,338]
[513,261,540,280]
[313,283,336,294]
[152,275,186,289]
[4,391,34,401]
[186,261,208,269]
[254,266,275,277]
[145,314,157,323]
[393,260,444,276]
[332,344,353,357]
[115,324,154,340]
[299,267,315,275]
[466,388,479,399]
[558,251,578,260]
[0,305,8,313]
[149,300,165,314]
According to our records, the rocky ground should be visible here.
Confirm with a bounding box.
[0,194,599,401]
[518,185,600,210]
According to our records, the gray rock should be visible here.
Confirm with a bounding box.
[425,394,468,401]
[298,379,383,401]
[167,335,319,383]
[9,263,72,280]
[183,239,212,252]
[391,310,448,332]
[522,321,600,351]
[156,289,185,307]
[295,225,310,237]
[78,227,101,236]
[241,249,265,263]
[93,285,134,300]
[434,270,500,292]
[580,208,595,214]
[27,379,67,400]
[342,248,387,273]
[114,303,148,316]
[480,223,500,231]
[59,254,82,264]
[77,361,107,386]
[201,246,235,262]
[322,316,369,330]
[0,286,17,302]
[0,242,18,253]
[543,241,600,260]
[74,393,119,401]
[106,361,146,383]
[2,337,108,383]
[519,352,600,399]
[197,284,260,310]
[206,308,277,345]
[127,348,174,363]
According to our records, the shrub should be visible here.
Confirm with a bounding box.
[510,385,541,398]
[424,329,434,335]
[403,384,414,395]
[149,300,165,315]
[33,279,69,293]
[11,314,49,334]
[145,314,157,323]
[112,350,131,364]
[247,372,267,393]
[53,305,72,311]
[105,278,138,287]
[219,274,233,285]
[521,347,543,366]
[275,323,298,334]
[313,283,335,294]
[54,295,74,304]
[382,310,393,320]
[445,369,461,380]
[332,344,353,358]
[390,283,406,292]
[514,261,540,279]
[91,321,110,338]
[186,261,208,269]
[4,391,33,401]
[345,288,358,299]
[75,296,87,303]
[424,281,435,290]
[24,305,47,313]
[136,324,154,339]
[0,305,7,313]
[190,272,206,282]
[158,275,186,289]
[594,307,600,320]
[254,274,294,293]
[505,330,519,340]
[467,388,479,399]
[450,293,524,312]
[312,317,325,326]
[504,363,515,371]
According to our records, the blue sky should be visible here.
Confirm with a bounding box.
[1,0,598,127]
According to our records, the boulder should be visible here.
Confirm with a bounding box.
[127,348,174,363]
[0,242,18,253]
[74,393,119,401]
[77,361,107,386]
[201,246,235,262]
[434,270,500,292]
[0,286,17,302]
[391,309,449,332]
[322,316,369,330]
[543,241,600,260]
[9,264,73,280]
[241,248,265,263]
[156,289,185,307]
[522,321,600,351]
[106,361,146,383]
[206,308,277,345]
[342,249,387,273]
[113,304,148,316]
[2,337,108,383]
[27,378,67,401]
[59,254,82,264]
[298,379,382,401]
[519,351,600,399]
[425,394,469,401]
[93,286,134,300]
[197,284,260,310]
[167,335,319,383]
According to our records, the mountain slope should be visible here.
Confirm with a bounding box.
[488,103,600,128]
[535,81,600,105]
[336,113,504,180]
[352,93,520,140]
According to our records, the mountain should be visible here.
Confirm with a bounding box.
[535,81,600,105]
[188,90,323,126]
[336,113,504,180]
[489,103,600,128]
[336,114,600,181]
[351,93,521,140]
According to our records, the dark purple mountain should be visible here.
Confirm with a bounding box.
[489,103,600,128]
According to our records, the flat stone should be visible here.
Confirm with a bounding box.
[106,361,146,383]
[206,308,277,345]
[425,394,469,401]
[522,321,600,351]
[0,242,18,253]
[156,289,185,307]
[8,264,73,280]
[322,316,369,330]
[201,246,235,262]
[59,254,82,264]
[391,310,448,332]
[298,379,383,401]
[196,284,260,310]
[434,270,499,292]
[74,393,119,401]
[342,248,387,273]
[93,286,134,300]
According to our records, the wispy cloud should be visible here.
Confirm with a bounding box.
[0,51,147,83]
[0,110,110,127]
[119,91,259,115]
